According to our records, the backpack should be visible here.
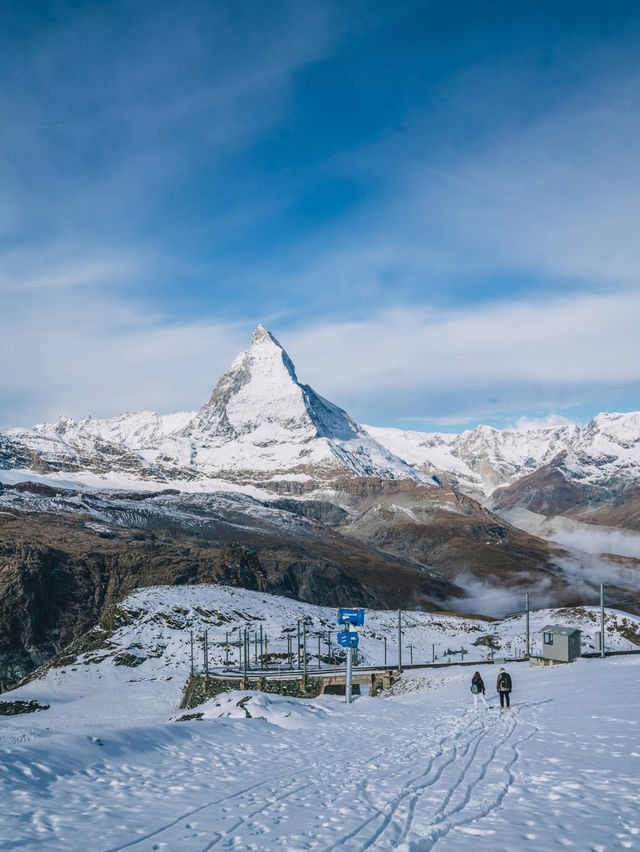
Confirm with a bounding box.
[471,683,479,694]
[499,672,511,690]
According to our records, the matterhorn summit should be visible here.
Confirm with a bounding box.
[188,324,343,441]
[183,324,424,483]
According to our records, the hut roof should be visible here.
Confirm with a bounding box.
[540,624,581,636]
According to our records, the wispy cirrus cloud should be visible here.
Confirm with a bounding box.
[0,263,249,426]
[3,3,640,431]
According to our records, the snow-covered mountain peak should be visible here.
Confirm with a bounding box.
[188,324,311,440]
[251,323,280,346]
[33,414,77,436]
[0,328,429,486]
[583,411,640,446]
[180,327,424,482]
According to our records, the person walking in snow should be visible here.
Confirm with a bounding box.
[496,667,512,709]
[471,671,490,709]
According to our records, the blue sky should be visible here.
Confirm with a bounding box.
[2,0,640,431]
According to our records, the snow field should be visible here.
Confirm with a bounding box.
[1,583,639,850]
[1,657,639,850]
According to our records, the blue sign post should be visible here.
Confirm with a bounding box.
[337,609,364,703]
[337,631,359,648]
[338,608,364,626]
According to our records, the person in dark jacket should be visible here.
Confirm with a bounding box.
[496,668,512,708]
[471,671,490,709]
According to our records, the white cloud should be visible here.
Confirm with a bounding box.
[514,414,577,431]
[285,288,640,401]
[0,266,249,425]
[3,281,640,428]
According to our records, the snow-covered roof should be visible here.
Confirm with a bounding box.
[540,624,581,636]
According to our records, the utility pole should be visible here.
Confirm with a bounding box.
[600,583,606,658]
[302,622,307,680]
[317,635,321,669]
[432,643,435,663]
[384,636,387,666]
[225,630,229,666]
[525,592,530,657]
[287,634,292,668]
[259,625,263,663]
[243,628,248,678]
[398,609,403,673]
[297,620,301,669]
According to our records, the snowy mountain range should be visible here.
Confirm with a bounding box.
[2,326,639,521]
[1,325,639,691]
[366,411,640,501]
[1,325,425,488]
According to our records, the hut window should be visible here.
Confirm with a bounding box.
[543,632,554,645]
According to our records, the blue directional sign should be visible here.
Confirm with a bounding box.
[337,630,359,648]
[337,608,364,626]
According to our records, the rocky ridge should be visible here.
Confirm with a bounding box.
[366,412,640,531]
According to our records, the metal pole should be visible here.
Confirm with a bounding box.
[303,622,307,680]
[288,634,292,668]
[525,592,530,657]
[600,583,606,658]
[260,625,263,662]
[297,620,301,669]
[432,643,435,663]
[225,630,229,666]
[346,645,353,704]
[243,628,248,677]
[204,630,209,677]
[398,609,403,673]
[317,635,321,669]
[254,632,258,666]
[245,629,250,672]
[384,637,387,666]
[190,630,194,676]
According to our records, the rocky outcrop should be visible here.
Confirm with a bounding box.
[215,544,268,592]
[490,454,640,531]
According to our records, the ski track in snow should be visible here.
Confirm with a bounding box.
[1,702,539,852]
[1,581,639,852]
